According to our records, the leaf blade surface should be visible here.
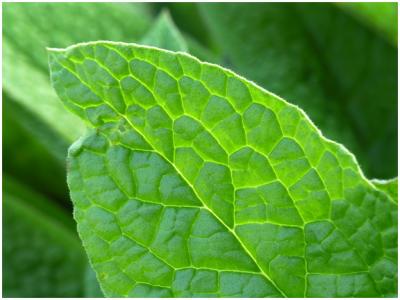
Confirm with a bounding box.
[49,41,397,297]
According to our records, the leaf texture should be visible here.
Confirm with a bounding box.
[49,42,397,297]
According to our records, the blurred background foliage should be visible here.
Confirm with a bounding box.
[2,2,397,297]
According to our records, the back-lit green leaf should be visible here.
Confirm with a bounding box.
[49,42,397,297]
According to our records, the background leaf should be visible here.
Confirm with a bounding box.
[337,2,398,46]
[3,177,86,297]
[3,95,69,200]
[3,2,152,169]
[141,10,189,52]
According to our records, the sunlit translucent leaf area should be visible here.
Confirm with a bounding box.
[3,2,398,298]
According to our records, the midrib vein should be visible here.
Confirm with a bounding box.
[119,113,288,297]
[55,58,288,298]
